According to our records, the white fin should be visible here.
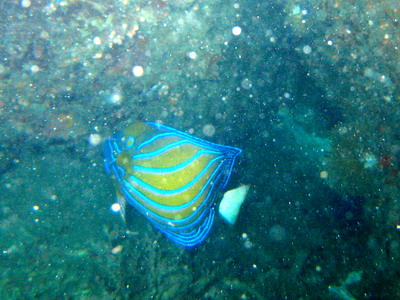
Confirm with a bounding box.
[219,185,250,225]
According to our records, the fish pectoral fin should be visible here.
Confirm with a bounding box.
[218,185,250,225]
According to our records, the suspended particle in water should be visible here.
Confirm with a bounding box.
[232,26,242,36]
[93,37,102,45]
[187,51,197,60]
[108,92,122,105]
[88,134,102,146]
[21,0,31,8]
[269,225,286,242]
[161,110,168,118]
[111,245,123,255]
[262,131,269,138]
[202,124,216,137]
[241,78,253,90]
[111,203,121,213]
[303,45,312,54]
[338,127,348,135]
[320,171,329,179]
[132,65,144,77]
[244,240,253,249]
[31,65,40,73]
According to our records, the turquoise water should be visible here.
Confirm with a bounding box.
[1,0,399,298]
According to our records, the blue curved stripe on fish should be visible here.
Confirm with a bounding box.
[120,183,213,230]
[122,162,223,212]
[133,150,222,174]
[127,156,224,195]
[120,165,223,227]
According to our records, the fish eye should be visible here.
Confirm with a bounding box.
[125,136,135,148]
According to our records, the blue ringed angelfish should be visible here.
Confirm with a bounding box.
[103,121,241,247]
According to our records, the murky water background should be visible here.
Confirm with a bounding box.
[1,0,399,298]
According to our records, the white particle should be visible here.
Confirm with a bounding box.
[93,37,102,45]
[33,205,40,211]
[88,134,102,146]
[232,26,242,36]
[31,65,40,73]
[111,245,123,255]
[111,203,121,213]
[303,45,312,54]
[21,0,31,8]
[327,40,333,46]
[187,51,197,60]
[110,93,122,105]
[132,65,144,77]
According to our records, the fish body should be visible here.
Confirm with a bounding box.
[103,122,241,247]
